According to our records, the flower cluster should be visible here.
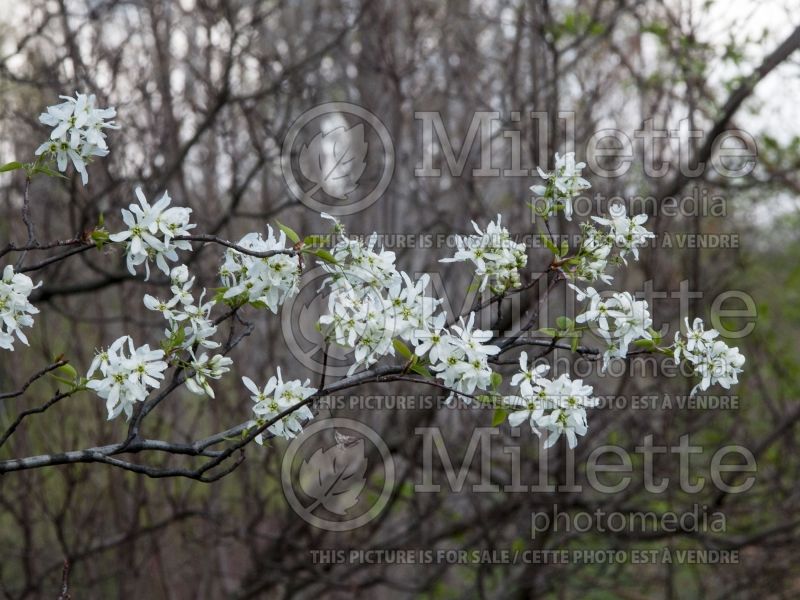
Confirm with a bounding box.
[591,202,655,263]
[186,353,233,398]
[86,336,168,420]
[110,187,195,279]
[573,285,653,369]
[506,352,598,448]
[243,369,316,442]
[318,217,437,374]
[35,92,118,185]
[564,204,654,285]
[317,215,500,402]
[144,265,220,351]
[428,313,500,403]
[530,151,590,220]
[673,318,745,396]
[440,214,527,293]
[0,265,40,351]
[219,227,300,313]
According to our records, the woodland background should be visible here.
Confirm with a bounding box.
[1,0,800,598]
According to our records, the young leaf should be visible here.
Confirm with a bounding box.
[313,248,338,265]
[410,363,432,378]
[0,161,23,173]
[33,165,68,179]
[56,363,78,381]
[489,371,503,390]
[393,339,412,359]
[556,316,573,330]
[492,407,509,427]
[275,220,300,244]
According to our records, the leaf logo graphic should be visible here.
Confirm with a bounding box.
[298,438,367,516]
[298,123,368,200]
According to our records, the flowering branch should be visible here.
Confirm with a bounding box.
[0,93,747,479]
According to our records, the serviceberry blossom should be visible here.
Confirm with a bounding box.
[573,285,653,369]
[440,214,527,293]
[219,226,301,313]
[35,92,118,185]
[429,313,500,403]
[144,266,219,351]
[86,336,168,420]
[243,370,316,442]
[110,187,195,279]
[530,151,590,220]
[672,318,745,396]
[186,352,233,398]
[506,353,598,448]
[569,223,614,284]
[318,215,443,375]
[0,265,40,351]
[591,202,655,262]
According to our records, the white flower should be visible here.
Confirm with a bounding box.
[675,317,719,361]
[243,370,316,442]
[591,202,654,262]
[186,353,233,398]
[110,187,194,279]
[86,336,167,420]
[671,318,744,396]
[428,313,499,404]
[440,214,527,293]
[220,226,300,313]
[565,224,614,284]
[574,288,652,370]
[35,92,118,185]
[0,265,40,351]
[414,312,454,364]
[687,340,745,396]
[143,269,220,351]
[510,351,550,392]
[538,407,589,449]
[505,369,597,448]
[506,394,547,433]
[449,312,500,360]
[530,152,590,220]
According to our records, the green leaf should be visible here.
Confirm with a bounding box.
[539,233,558,255]
[634,338,656,350]
[313,249,337,265]
[539,327,558,337]
[393,339,412,359]
[33,165,68,179]
[0,161,23,173]
[556,316,573,331]
[647,327,663,345]
[275,220,300,244]
[489,371,502,390]
[492,407,509,427]
[570,334,580,352]
[560,239,569,256]
[56,363,78,381]
[410,363,432,378]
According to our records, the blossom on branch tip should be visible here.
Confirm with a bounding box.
[243,370,316,442]
[86,336,167,420]
[110,187,195,279]
[35,92,118,185]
